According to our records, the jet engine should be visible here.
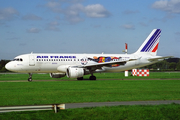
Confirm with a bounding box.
[66,67,84,78]
[50,73,66,78]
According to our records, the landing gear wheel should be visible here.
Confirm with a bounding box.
[28,78,32,82]
[77,77,83,80]
[28,73,33,82]
[89,76,96,80]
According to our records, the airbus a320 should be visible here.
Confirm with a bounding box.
[5,29,172,81]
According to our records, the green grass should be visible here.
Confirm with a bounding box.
[1,72,180,81]
[0,104,180,120]
[0,79,180,106]
[0,72,180,119]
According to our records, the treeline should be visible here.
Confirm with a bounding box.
[0,58,180,72]
[143,58,180,71]
[0,60,10,72]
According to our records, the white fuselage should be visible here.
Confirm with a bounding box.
[5,29,169,80]
[5,53,159,74]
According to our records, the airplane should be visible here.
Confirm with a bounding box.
[5,29,172,82]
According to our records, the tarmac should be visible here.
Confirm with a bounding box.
[65,100,180,109]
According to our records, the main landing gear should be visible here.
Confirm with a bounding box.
[77,75,96,80]
[89,75,96,80]
[28,73,32,82]
[89,71,96,80]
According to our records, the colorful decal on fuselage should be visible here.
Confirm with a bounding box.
[81,57,88,65]
[88,56,121,67]
[111,64,120,67]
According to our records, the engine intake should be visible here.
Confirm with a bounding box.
[66,67,84,78]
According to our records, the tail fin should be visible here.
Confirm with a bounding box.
[135,29,161,56]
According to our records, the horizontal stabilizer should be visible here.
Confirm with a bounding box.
[148,56,173,61]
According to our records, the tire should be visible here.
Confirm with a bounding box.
[89,76,96,80]
[77,77,83,80]
[28,78,32,82]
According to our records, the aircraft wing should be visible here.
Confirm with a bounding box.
[77,59,136,69]
[148,56,173,61]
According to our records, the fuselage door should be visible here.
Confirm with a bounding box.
[29,55,35,66]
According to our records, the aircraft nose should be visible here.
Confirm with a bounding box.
[5,62,12,71]
[5,62,15,71]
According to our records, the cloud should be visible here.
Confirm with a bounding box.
[45,21,60,31]
[84,4,111,18]
[64,3,84,23]
[139,22,148,27]
[121,24,135,30]
[6,37,20,41]
[45,1,111,24]
[26,28,41,33]
[22,14,42,20]
[19,43,27,46]
[0,7,19,20]
[93,25,101,28]
[46,1,62,13]
[122,10,139,15]
[175,32,180,35]
[152,0,180,14]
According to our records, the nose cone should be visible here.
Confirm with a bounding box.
[5,62,13,71]
[5,62,17,72]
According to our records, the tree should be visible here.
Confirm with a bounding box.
[176,60,180,70]
[169,62,177,70]
[0,60,10,72]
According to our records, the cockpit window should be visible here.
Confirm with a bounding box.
[13,58,23,61]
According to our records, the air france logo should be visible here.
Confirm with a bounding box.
[37,56,76,58]
[81,57,88,65]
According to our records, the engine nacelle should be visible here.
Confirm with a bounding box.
[66,67,84,78]
[50,73,66,78]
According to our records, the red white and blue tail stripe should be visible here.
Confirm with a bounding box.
[136,29,161,56]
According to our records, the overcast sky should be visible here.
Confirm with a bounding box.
[1,0,180,60]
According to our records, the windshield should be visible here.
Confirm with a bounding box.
[13,58,23,61]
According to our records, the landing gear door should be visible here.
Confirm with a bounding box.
[29,55,35,66]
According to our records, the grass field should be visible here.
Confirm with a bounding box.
[0,104,180,120]
[0,72,180,119]
[1,72,180,81]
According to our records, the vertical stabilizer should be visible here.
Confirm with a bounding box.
[135,29,161,56]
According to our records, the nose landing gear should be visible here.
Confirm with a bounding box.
[28,73,32,82]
